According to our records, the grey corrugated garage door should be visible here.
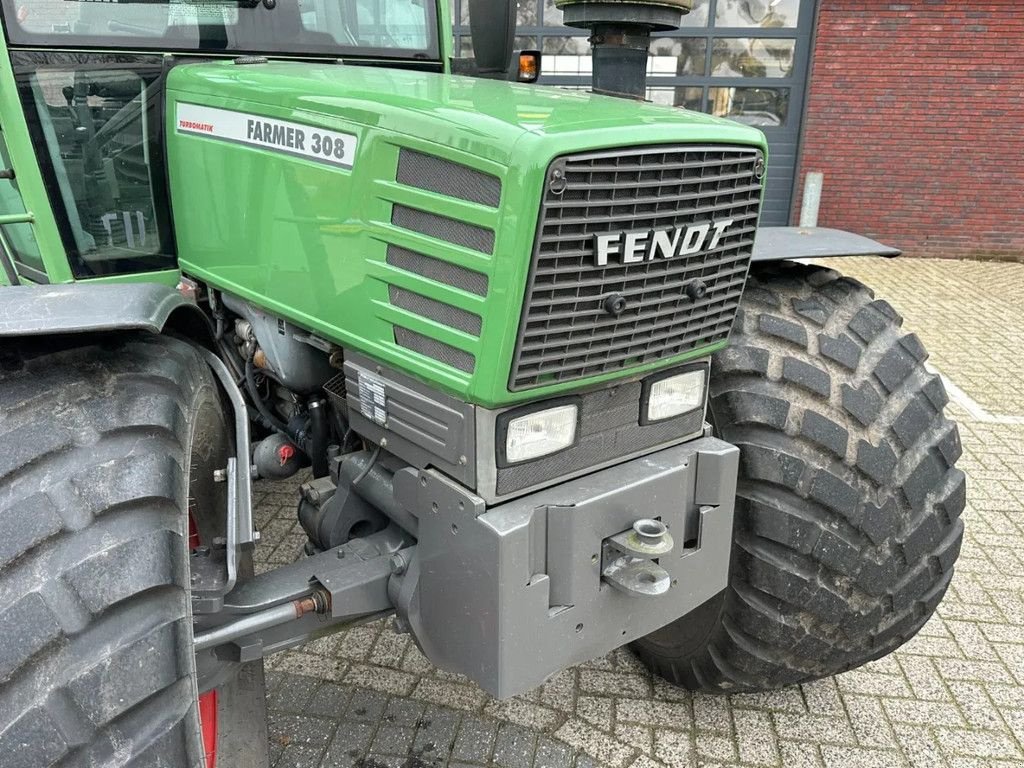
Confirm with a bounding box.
[453,0,817,226]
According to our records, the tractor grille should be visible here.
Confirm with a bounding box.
[510,145,764,390]
[383,148,500,375]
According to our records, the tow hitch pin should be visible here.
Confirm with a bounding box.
[601,518,674,597]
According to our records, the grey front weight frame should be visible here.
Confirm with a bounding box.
[389,436,739,699]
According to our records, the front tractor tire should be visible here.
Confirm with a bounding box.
[0,334,268,767]
[633,262,966,693]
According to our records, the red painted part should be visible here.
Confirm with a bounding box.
[278,443,296,465]
[198,690,218,768]
[190,511,218,768]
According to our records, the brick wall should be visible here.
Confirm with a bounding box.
[793,1,1024,260]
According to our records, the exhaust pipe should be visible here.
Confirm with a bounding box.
[556,0,693,99]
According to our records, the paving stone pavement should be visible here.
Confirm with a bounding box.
[252,257,1024,768]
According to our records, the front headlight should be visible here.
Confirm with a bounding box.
[642,366,707,423]
[501,403,579,464]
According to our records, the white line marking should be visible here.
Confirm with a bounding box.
[928,364,1024,425]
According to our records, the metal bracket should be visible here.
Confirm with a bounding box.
[193,526,410,676]
[0,215,30,287]
[197,350,256,600]
[190,545,230,614]
[0,235,19,286]
[601,519,674,597]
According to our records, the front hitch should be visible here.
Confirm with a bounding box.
[601,518,675,597]
[388,437,739,698]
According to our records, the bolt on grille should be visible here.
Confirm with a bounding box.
[509,144,764,391]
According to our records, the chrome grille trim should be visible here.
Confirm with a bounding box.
[510,144,763,391]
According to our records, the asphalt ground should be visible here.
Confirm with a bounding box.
[252,257,1024,768]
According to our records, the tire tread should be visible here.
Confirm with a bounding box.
[633,262,965,692]
[0,334,209,768]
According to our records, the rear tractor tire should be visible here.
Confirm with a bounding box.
[0,334,269,767]
[633,262,966,692]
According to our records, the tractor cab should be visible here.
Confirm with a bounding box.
[0,0,441,285]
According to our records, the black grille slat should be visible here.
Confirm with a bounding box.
[577,157,756,174]
[522,291,742,338]
[394,327,475,373]
[528,259,751,297]
[545,187,764,213]
[523,277,748,325]
[385,244,489,297]
[560,170,758,193]
[518,317,736,369]
[521,297,740,341]
[388,286,483,336]
[509,144,763,390]
[397,149,502,208]
[391,204,495,255]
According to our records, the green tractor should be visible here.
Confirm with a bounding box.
[0,0,965,764]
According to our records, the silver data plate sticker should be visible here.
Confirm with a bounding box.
[357,371,387,426]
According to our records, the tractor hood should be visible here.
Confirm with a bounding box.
[167,61,762,167]
[166,61,767,407]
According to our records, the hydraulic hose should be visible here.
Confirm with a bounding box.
[193,592,328,652]
[244,355,297,443]
[308,398,329,478]
[350,443,381,488]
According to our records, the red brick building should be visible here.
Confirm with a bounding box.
[795,2,1024,259]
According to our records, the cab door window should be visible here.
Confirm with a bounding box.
[12,53,175,278]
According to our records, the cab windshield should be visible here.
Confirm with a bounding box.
[0,0,438,60]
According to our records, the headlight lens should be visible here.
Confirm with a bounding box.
[646,369,706,422]
[504,404,578,463]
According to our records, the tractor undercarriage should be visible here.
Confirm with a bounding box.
[187,302,740,699]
